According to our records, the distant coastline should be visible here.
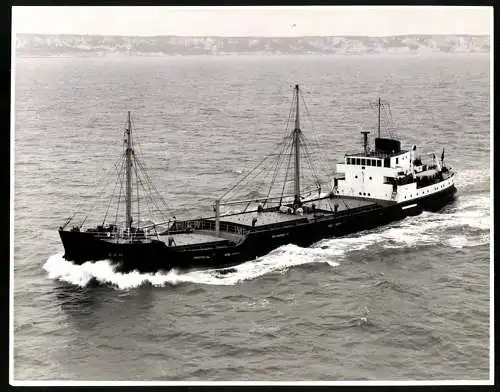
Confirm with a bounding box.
[15,34,490,57]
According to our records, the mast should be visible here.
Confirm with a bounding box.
[377,97,381,139]
[293,84,301,200]
[125,111,133,231]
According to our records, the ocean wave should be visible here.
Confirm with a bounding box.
[453,169,490,190]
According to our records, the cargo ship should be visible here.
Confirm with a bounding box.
[58,85,456,273]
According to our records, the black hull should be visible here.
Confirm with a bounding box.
[59,185,456,273]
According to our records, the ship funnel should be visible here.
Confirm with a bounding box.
[361,131,370,154]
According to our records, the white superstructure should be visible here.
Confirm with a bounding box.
[331,99,455,205]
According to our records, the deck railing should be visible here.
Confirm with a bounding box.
[83,229,153,242]
[344,150,406,159]
[169,218,250,236]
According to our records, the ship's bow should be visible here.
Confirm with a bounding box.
[58,229,108,264]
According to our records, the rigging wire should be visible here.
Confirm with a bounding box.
[298,132,322,186]
[224,86,325,205]
[279,137,294,203]
[219,130,294,202]
[262,134,294,195]
[133,154,164,227]
[134,157,170,223]
[69,146,125,225]
[130,113,173,214]
[300,90,332,181]
[113,161,125,228]
[267,135,293,203]
[265,97,296,201]
[221,86,302,204]
[219,154,272,201]
[233,155,277,201]
[134,155,171,214]
[102,154,126,225]
[134,163,158,225]
[71,112,174,231]
[134,155,140,227]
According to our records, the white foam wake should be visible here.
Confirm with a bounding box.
[315,192,490,252]
[43,244,339,289]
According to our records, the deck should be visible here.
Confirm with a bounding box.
[156,195,379,247]
[216,196,377,228]
[83,196,380,250]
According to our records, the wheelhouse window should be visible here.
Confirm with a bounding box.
[361,159,366,165]
[356,158,361,165]
[377,160,381,167]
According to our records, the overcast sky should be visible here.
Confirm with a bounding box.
[12,6,492,37]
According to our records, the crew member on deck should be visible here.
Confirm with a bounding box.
[293,194,302,209]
